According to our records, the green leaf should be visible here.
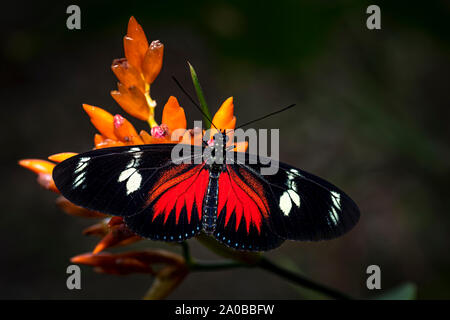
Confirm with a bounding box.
[188,62,212,127]
[374,282,417,300]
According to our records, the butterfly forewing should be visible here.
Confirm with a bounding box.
[53,144,206,240]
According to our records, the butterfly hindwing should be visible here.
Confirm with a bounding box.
[213,165,284,251]
[229,152,360,241]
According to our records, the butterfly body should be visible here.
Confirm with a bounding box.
[53,133,360,251]
[202,169,220,234]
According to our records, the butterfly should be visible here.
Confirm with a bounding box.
[53,129,360,252]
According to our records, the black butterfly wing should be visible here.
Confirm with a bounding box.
[226,152,360,242]
[53,144,207,241]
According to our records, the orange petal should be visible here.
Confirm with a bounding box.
[19,159,54,175]
[111,58,145,93]
[111,83,149,121]
[83,104,117,140]
[56,196,106,218]
[211,97,236,137]
[162,96,187,133]
[142,40,164,84]
[113,114,144,145]
[48,152,78,163]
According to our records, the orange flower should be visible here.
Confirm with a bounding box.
[111,16,164,127]
[18,15,247,299]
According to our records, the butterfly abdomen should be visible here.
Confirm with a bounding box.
[202,170,220,234]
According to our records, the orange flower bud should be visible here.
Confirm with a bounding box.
[71,252,154,275]
[162,96,187,133]
[108,216,125,227]
[142,40,164,84]
[124,17,149,74]
[48,152,78,163]
[111,58,145,93]
[82,104,118,140]
[211,97,236,138]
[125,17,149,72]
[71,249,185,276]
[111,82,149,121]
[19,159,59,193]
[56,196,106,218]
[19,159,54,175]
[92,222,140,254]
[83,219,111,237]
[144,264,189,300]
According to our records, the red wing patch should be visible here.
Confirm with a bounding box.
[148,166,209,224]
[218,166,270,234]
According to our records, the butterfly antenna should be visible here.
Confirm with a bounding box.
[172,76,218,130]
[235,104,296,130]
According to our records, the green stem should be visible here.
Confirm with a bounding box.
[257,257,352,300]
[181,241,192,264]
[184,238,351,299]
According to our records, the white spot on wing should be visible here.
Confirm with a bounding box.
[118,168,136,182]
[287,190,300,207]
[72,157,90,189]
[126,172,142,195]
[72,171,86,189]
[279,192,292,216]
[74,157,90,174]
[328,191,341,226]
[331,191,341,210]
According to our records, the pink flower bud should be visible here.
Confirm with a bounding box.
[151,124,169,138]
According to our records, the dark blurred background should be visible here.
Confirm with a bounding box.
[1,0,449,299]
